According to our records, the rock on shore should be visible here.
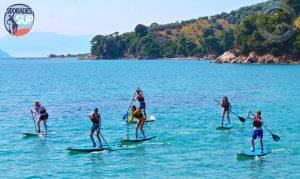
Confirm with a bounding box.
[214,50,300,64]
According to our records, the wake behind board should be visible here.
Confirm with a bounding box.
[237,149,272,157]
[216,124,232,130]
[66,147,110,153]
[121,136,156,143]
[23,132,56,136]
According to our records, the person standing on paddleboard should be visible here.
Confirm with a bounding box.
[32,101,49,133]
[220,96,231,127]
[247,110,264,152]
[133,88,147,119]
[89,108,102,148]
[127,105,146,139]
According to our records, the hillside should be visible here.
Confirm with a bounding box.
[91,0,300,61]
[0,49,11,58]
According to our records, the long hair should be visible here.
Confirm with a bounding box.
[222,96,229,108]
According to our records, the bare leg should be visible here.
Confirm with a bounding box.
[135,122,141,139]
[143,107,147,119]
[227,110,231,125]
[43,120,48,133]
[250,138,255,151]
[37,119,41,133]
[260,137,264,152]
[221,108,225,126]
[139,120,146,138]
[96,130,102,148]
[90,130,96,147]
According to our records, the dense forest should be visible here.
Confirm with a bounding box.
[90,0,300,59]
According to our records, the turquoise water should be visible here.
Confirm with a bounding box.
[0,59,299,178]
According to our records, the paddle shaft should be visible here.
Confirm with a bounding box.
[125,88,138,118]
[125,88,139,139]
[30,110,37,132]
[99,132,112,150]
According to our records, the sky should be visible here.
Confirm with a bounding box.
[0,0,268,37]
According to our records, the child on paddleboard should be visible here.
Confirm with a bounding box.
[247,110,264,152]
[127,105,146,139]
[89,108,102,148]
[32,101,49,133]
[221,96,231,127]
[133,88,147,119]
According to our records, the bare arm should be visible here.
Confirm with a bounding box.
[247,111,254,119]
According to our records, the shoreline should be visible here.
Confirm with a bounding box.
[3,54,300,64]
[214,50,300,64]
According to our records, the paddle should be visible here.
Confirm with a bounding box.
[249,112,280,142]
[122,88,138,120]
[99,132,113,151]
[30,110,37,132]
[214,100,246,123]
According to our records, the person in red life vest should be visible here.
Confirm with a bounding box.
[127,105,146,139]
[247,110,264,152]
[88,108,102,148]
[32,101,49,133]
[133,87,147,119]
[220,96,231,127]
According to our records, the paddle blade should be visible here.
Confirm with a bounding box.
[122,113,128,120]
[239,116,246,123]
[272,134,280,141]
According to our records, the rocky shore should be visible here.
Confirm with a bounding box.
[214,50,300,64]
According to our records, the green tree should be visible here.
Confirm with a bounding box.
[222,29,235,51]
[135,24,149,37]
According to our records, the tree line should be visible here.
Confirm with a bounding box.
[91,0,300,59]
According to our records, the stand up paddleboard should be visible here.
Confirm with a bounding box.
[23,132,56,136]
[121,136,156,143]
[216,124,232,130]
[66,147,110,153]
[237,149,272,157]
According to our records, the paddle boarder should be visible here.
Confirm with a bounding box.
[133,88,147,119]
[89,108,102,148]
[247,110,264,152]
[220,96,231,127]
[127,105,146,139]
[32,101,49,133]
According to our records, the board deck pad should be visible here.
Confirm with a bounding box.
[237,149,272,157]
[121,136,156,143]
[216,124,232,130]
[66,147,110,152]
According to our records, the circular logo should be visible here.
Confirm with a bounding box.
[4,4,34,37]
[256,5,296,43]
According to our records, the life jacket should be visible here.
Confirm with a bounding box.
[36,106,47,114]
[222,100,229,109]
[91,114,100,124]
[137,95,145,103]
[253,117,262,128]
[133,109,144,119]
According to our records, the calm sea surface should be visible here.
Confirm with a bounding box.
[0,59,299,178]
